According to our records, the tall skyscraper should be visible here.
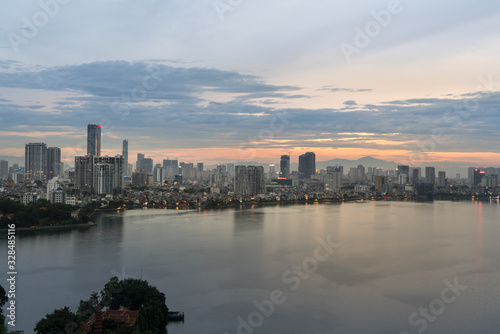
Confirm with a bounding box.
[163,159,179,179]
[397,165,410,184]
[136,153,145,169]
[25,143,47,181]
[93,163,115,195]
[425,167,435,184]
[0,160,8,180]
[234,165,265,195]
[280,155,290,178]
[324,166,342,191]
[298,152,316,180]
[473,168,486,186]
[154,164,163,183]
[122,140,128,176]
[438,171,447,187]
[46,147,61,180]
[141,158,153,174]
[87,124,101,156]
[411,167,421,183]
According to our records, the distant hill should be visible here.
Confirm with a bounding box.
[316,156,398,170]
[210,156,477,177]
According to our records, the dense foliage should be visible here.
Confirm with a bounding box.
[34,277,169,334]
[34,307,79,334]
[0,198,93,229]
[100,277,169,332]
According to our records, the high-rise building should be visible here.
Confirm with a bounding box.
[375,175,387,191]
[0,160,8,180]
[141,158,153,174]
[468,167,476,184]
[25,143,47,182]
[122,140,128,176]
[197,163,204,172]
[482,175,498,188]
[226,163,235,177]
[163,159,179,179]
[154,164,163,183]
[397,165,410,184]
[324,166,342,191]
[349,165,365,182]
[411,167,421,183]
[234,165,265,195]
[75,155,124,195]
[136,153,144,169]
[87,124,101,156]
[280,155,290,179]
[132,167,147,186]
[425,167,435,184]
[46,147,61,180]
[180,162,194,181]
[298,152,316,180]
[473,168,486,186]
[438,171,447,187]
[93,163,115,195]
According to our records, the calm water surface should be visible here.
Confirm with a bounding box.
[3,201,500,333]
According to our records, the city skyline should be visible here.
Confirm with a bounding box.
[1,1,500,167]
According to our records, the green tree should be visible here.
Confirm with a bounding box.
[34,307,79,334]
[77,292,99,321]
[0,284,7,334]
[100,277,169,332]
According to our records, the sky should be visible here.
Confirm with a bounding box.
[1,0,500,168]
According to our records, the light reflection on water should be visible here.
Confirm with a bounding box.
[4,201,500,333]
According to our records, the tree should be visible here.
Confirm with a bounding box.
[0,284,7,334]
[77,292,99,321]
[100,277,169,332]
[34,307,79,334]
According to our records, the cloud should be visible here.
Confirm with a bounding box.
[1,61,500,162]
[319,86,372,93]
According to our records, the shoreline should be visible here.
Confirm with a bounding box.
[0,222,96,233]
[2,196,494,233]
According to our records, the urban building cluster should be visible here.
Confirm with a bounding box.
[0,125,499,208]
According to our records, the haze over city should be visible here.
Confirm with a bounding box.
[1,0,500,168]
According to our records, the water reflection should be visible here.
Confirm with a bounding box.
[233,207,264,234]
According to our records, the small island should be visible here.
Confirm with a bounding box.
[0,277,176,334]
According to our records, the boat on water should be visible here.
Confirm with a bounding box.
[168,311,185,322]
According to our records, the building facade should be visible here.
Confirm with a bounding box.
[75,155,124,195]
[87,124,101,156]
[425,167,435,184]
[280,155,290,179]
[234,165,265,196]
[47,147,62,180]
[298,152,316,180]
[25,143,47,182]
[122,140,128,176]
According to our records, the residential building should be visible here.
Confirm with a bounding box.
[298,152,315,180]
[25,143,47,182]
[280,155,290,178]
[425,167,435,184]
[234,165,265,196]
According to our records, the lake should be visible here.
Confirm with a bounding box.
[3,200,500,333]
